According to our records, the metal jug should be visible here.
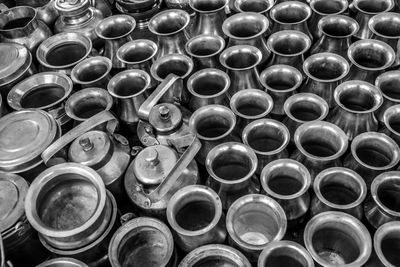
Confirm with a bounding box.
[258,241,314,267]
[327,80,383,140]
[373,222,400,267]
[311,167,367,220]
[219,45,263,96]
[310,15,359,60]
[70,56,112,89]
[375,71,400,123]
[226,194,287,262]
[304,211,372,267]
[205,142,260,210]
[166,185,227,252]
[282,93,329,142]
[190,0,228,38]
[95,15,136,69]
[185,34,225,70]
[0,6,52,53]
[41,111,131,200]
[124,135,200,218]
[7,72,73,131]
[260,159,311,227]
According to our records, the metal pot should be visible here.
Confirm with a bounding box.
[205,142,259,210]
[226,194,287,262]
[311,167,367,220]
[230,89,273,135]
[373,221,400,267]
[260,64,303,116]
[37,258,88,267]
[166,185,227,252]
[190,0,228,38]
[36,32,92,75]
[124,136,200,218]
[108,217,176,267]
[382,104,400,147]
[70,56,112,89]
[7,72,73,131]
[185,34,225,70]
[35,0,60,27]
[0,6,52,53]
[0,109,61,179]
[234,0,275,14]
[304,211,372,267]
[0,43,36,99]
[260,159,311,227]
[179,244,252,267]
[375,71,400,123]
[258,241,314,267]
[282,93,329,142]
[242,119,290,175]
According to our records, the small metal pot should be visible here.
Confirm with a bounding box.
[70,56,112,89]
[375,70,400,123]
[185,34,225,70]
[258,241,314,267]
[190,0,228,38]
[234,0,275,14]
[226,194,287,262]
[166,185,226,252]
[373,221,400,267]
[37,258,88,267]
[382,104,400,147]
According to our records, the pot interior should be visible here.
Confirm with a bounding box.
[381,230,400,266]
[263,246,310,267]
[356,0,392,13]
[20,85,66,109]
[377,178,400,212]
[191,256,238,267]
[155,58,191,79]
[69,94,110,119]
[289,100,323,121]
[46,43,88,67]
[0,7,34,30]
[355,139,394,168]
[211,149,252,181]
[246,123,287,153]
[191,72,227,96]
[263,69,301,90]
[266,169,304,196]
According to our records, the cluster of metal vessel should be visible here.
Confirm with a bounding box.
[1,0,400,266]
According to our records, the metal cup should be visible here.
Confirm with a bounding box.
[70,56,112,89]
[258,241,314,267]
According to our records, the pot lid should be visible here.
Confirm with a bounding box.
[0,43,32,86]
[68,130,112,168]
[0,110,59,173]
[0,173,28,233]
[149,103,182,134]
[55,0,91,15]
[133,145,178,185]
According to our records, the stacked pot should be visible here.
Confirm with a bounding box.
[1,0,400,266]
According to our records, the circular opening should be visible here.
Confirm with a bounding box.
[117,227,170,266]
[155,58,191,79]
[379,76,400,100]
[46,43,87,67]
[225,52,259,69]
[272,38,307,55]
[191,73,227,96]
[192,0,226,11]
[192,256,237,267]
[196,115,232,139]
[246,123,287,154]
[151,12,188,34]
[263,247,309,267]
[187,37,223,57]
[306,58,346,80]
[318,173,362,206]
[338,86,377,112]
[175,197,216,231]
[373,19,400,37]
[37,174,99,231]
[381,231,400,266]
[20,85,66,109]
[232,201,280,246]
[226,19,266,38]
[313,0,346,14]
[322,20,355,37]
[121,47,155,63]
[311,225,361,264]
[299,128,343,158]
[274,5,309,23]
[377,179,400,212]
[238,0,273,12]
[389,115,400,134]
[0,7,34,30]
[98,20,133,38]
[76,64,108,83]
[357,0,391,13]
[264,70,300,90]
[355,140,393,168]
[290,101,323,121]
[268,174,303,196]
[112,75,147,97]
[235,98,269,117]
[70,95,110,119]
[351,44,392,69]
[211,149,252,181]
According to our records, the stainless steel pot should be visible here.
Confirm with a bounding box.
[373,221,400,267]
[382,104,400,147]
[234,0,275,14]
[185,34,225,70]
[70,56,112,89]
[258,241,314,267]
[190,0,228,38]
[375,71,400,123]
[37,258,88,267]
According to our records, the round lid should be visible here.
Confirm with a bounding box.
[133,145,178,185]
[0,43,31,86]
[55,0,91,16]
[68,130,111,167]
[0,173,28,233]
[0,110,59,173]
[149,103,182,134]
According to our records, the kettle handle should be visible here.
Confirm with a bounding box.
[41,110,118,165]
[144,134,201,203]
[138,73,181,120]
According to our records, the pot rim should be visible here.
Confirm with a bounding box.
[7,72,73,111]
[283,93,329,124]
[222,12,269,40]
[309,0,348,16]
[185,34,226,59]
[0,6,36,32]
[369,12,400,39]
[107,69,151,99]
[303,52,350,83]
[36,257,88,267]
[95,15,136,40]
[219,45,262,71]
[374,221,400,267]
[116,39,158,65]
[371,171,400,217]
[318,15,359,39]
[230,89,273,120]
[189,0,229,13]
[313,167,367,210]
[260,64,303,93]
[187,68,230,99]
[71,56,112,85]
[148,9,190,36]
[226,194,287,251]
[383,104,400,137]
[270,1,311,25]
[267,30,312,57]
[375,70,400,103]
[24,163,107,239]
[304,211,372,267]
[166,185,223,237]
[260,159,311,200]
[150,53,194,81]
[352,0,394,15]
[234,0,276,13]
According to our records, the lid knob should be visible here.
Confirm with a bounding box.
[145,148,159,165]
[159,105,170,120]
[79,137,94,152]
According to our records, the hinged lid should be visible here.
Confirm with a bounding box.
[55,0,91,16]
[68,130,112,167]
[0,110,59,173]
[0,43,32,86]
[133,145,178,185]
[149,103,182,134]
[0,173,28,233]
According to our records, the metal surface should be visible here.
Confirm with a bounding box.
[258,241,314,267]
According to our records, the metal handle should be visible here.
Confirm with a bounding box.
[41,110,118,165]
[138,73,180,120]
[0,233,4,267]
[145,134,201,203]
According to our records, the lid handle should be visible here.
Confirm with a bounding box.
[140,134,201,203]
[138,73,181,121]
[41,110,118,165]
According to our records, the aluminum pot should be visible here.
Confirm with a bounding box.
[109,217,176,267]
[0,109,61,180]
[7,72,73,131]
[373,221,400,267]
[364,171,400,229]
[37,258,88,267]
[166,185,227,252]
[258,241,314,267]
[36,32,92,75]
[311,167,367,220]
[179,244,252,267]
[70,56,112,89]
[0,6,52,53]
[226,194,287,262]
[375,71,400,123]
[304,211,372,267]
[190,0,228,38]
[260,159,311,227]
[185,34,225,70]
